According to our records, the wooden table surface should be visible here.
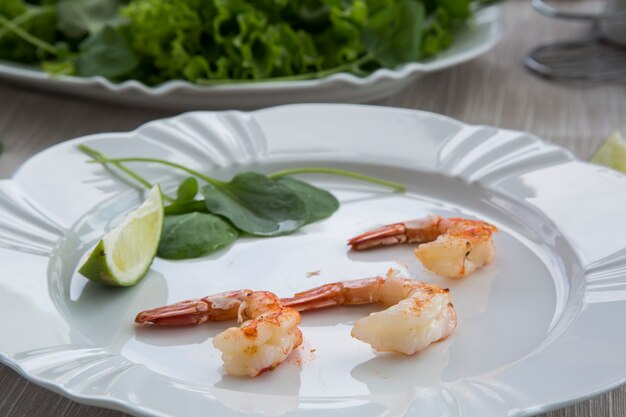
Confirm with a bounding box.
[1,1,625,416]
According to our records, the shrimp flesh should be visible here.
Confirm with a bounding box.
[136,290,302,377]
[348,215,498,278]
[282,271,457,355]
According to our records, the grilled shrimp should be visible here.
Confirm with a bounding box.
[135,271,457,372]
[135,290,302,377]
[282,271,457,355]
[348,215,498,278]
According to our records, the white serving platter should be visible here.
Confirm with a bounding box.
[0,6,500,110]
[1,104,626,417]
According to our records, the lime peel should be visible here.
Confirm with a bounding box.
[78,185,164,286]
[590,131,626,174]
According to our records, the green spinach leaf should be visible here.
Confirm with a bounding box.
[164,200,207,216]
[275,177,339,224]
[201,172,307,236]
[176,177,199,202]
[76,25,137,78]
[0,4,58,63]
[362,0,425,67]
[439,0,471,19]
[158,212,238,259]
[57,0,122,38]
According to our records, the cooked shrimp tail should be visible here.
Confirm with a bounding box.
[348,215,498,278]
[348,215,444,250]
[281,277,384,312]
[283,272,457,355]
[135,289,252,326]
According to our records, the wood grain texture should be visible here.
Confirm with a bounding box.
[1,1,625,416]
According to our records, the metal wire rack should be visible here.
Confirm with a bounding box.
[525,0,626,81]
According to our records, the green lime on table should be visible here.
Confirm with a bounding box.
[590,131,626,174]
[78,185,164,286]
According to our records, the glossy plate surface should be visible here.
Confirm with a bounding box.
[1,104,626,417]
[0,6,500,110]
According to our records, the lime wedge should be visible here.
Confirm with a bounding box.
[79,185,164,286]
[590,131,626,174]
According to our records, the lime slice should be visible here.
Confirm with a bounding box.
[78,185,164,286]
[590,131,626,174]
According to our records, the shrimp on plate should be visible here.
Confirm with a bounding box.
[282,271,457,355]
[135,272,457,374]
[136,290,302,377]
[348,215,498,278]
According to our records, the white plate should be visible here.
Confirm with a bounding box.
[0,6,500,110]
[2,104,626,417]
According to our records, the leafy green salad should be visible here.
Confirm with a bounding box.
[0,0,481,85]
